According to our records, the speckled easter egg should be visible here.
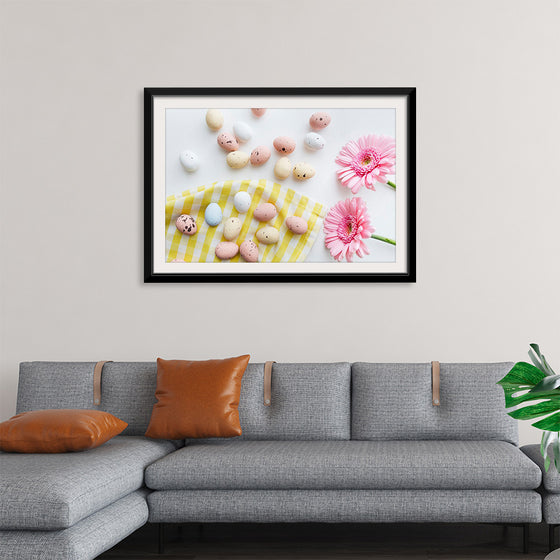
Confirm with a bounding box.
[250,146,271,166]
[309,112,331,130]
[240,240,259,262]
[251,108,266,117]
[286,216,308,235]
[254,202,278,222]
[233,121,253,143]
[223,217,242,240]
[293,162,316,180]
[256,226,280,245]
[170,258,185,263]
[217,132,239,152]
[304,132,325,151]
[226,150,249,169]
[179,150,200,172]
[204,203,222,226]
[233,191,252,213]
[215,241,239,260]
[175,214,197,235]
[273,136,296,154]
[206,109,224,131]
[274,157,292,180]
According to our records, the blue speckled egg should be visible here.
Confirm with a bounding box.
[204,203,222,226]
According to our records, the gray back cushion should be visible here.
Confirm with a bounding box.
[16,361,351,440]
[351,362,517,445]
[17,362,158,436]
[237,363,351,440]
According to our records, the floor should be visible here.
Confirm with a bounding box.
[99,522,553,559]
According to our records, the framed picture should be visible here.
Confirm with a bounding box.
[145,87,416,282]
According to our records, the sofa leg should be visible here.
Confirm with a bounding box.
[550,524,558,553]
[523,523,529,554]
[158,523,165,555]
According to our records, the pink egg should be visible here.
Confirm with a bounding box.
[175,214,197,235]
[170,258,184,263]
[286,216,308,235]
[253,202,278,222]
[240,240,259,262]
[251,108,266,117]
[273,136,296,154]
[250,145,271,166]
[215,241,239,260]
[309,112,331,130]
[217,132,239,152]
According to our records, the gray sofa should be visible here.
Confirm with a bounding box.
[0,361,544,559]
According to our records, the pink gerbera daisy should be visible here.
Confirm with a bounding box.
[324,198,375,262]
[336,134,396,194]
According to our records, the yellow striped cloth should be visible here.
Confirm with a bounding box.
[166,179,325,263]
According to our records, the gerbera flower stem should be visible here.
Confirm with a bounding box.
[387,181,396,190]
[371,234,396,246]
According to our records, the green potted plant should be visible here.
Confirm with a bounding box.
[498,344,560,472]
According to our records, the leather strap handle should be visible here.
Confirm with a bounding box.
[264,361,276,406]
[432,361,440,406]
[93,361,113,405]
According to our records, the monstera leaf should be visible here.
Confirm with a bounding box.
[497,344,560,471]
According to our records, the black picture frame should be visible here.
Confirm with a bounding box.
[144,87,416,283]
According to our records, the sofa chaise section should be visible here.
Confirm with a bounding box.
[0,490,149,560]
[0,436,177,530]
[0,361,180,560]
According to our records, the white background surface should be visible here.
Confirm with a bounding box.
[165,107,397,262]
[1,0,560,447]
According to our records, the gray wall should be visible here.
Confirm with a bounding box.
[1,0,559,445]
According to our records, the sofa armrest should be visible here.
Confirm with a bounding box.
[522,444,560,493]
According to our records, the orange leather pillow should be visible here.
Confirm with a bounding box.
[0,409,127,453]
[145,355,250,439]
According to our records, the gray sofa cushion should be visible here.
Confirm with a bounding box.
[236,362,351,440]
[0,436,176,530]
[522,444,560,493]
[17,362,95,412]
[352,363,517,444]
[16,362,159,436]
[0,490,148,560]
[544,493,560,524]
[148,489,541,523]
[145,440,540,491]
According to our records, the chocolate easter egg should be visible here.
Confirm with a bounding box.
[274,157,292,180]
[309,112,331,130]
[179,150,200,172]
[204,203,222,226]
[206,109,224,131]
[250,145,271,166]
[256,226,279,245]
[217,132,239,152]
[304,132,325,151]
[223,217,242,240]
[286,216,308,234]
[215,241,239,260]
[233,121,253,143]
[226,150,249,169]
[240,240,259,262]
[273,136,296,154]
[175,214,197,235]
[253,202,277,222]
[293,162,316,180]
[233,191,252,213]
